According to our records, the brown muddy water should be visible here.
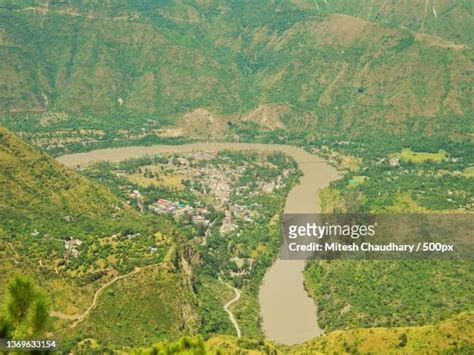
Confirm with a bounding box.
[57,142,339,344]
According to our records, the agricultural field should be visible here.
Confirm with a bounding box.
[391,149,447,163]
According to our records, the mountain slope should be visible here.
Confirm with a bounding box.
[0,127,136,237]
[290,0,473,48]
[0,0,472,148]
[0,129,202,345]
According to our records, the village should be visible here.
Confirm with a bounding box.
[118,151,288,237]
[106,150,296,278]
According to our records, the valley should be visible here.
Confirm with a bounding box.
[56,142,337,345]
[0,0,472,353]
[1,122,470,352]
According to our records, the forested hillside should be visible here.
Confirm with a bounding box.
[0,0,472,151]
[0,127,136,236]
[121,312,474,354]
[0,128,198,343]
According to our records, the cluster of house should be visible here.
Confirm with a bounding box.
[232,204,255,221]
[149,198,210,226]
[184,150,218,162]
[116,151,290,239]
[153,154,286,234]
[64,237,83,258]
[162,151,218,168]
[260,177,284,193]
[219,203,264,235]
[189,165,244,205]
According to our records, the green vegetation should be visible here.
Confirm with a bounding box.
[194,276,235,337]
[392,149,447,163]
[304,260,473,331]
[0,127,133,237]
[318,136,473,213]
[288,312,474,354]
[0,1,472,353]
[67,266,200,348]
[78,312,473,353]
[132,336,206,355]
[0,275,51,340]
[0,129,203,350]
[0,0,472,158]
[308,133,473,337]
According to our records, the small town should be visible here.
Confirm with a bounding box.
[117,151,292,242]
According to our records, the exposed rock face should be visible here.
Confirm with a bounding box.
[174,104,289,140]
[172,235,202,333]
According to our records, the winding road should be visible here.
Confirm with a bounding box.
[51,264,158,328]
[220,279,242,338]
[54,264,243,337]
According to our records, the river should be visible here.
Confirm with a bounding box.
[57,142,339,344]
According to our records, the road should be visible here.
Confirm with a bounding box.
[51,264,158,328]
[221,279,242,338]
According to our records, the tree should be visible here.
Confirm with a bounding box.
[28,295,50,336]
[398,333,408,348]
[5,276,36,329]
[2,275,50,339]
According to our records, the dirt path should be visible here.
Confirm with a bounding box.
[220,279,241,338]
[51,264,158,328]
